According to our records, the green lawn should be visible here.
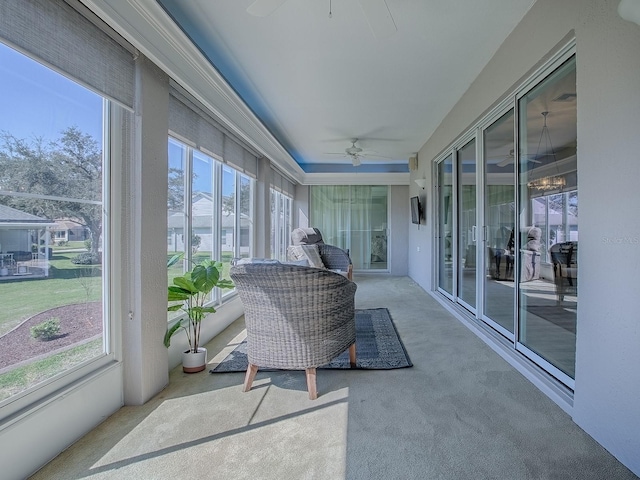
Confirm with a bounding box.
[0,253,101,335]
[51,240,88,251]
[0,339,102,402]
[1,251,234,335]
[0,250,234,400]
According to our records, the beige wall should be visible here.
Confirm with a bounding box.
[409,0,640,474]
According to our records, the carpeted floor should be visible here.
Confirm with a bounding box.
[29,275,638,480]
[210,308,412,372]
[527,305,577,333]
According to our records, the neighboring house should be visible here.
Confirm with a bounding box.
[168,193,251,254]
[0,204,55,277]
[51,219,90,244]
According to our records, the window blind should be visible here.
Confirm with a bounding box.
[169,86,258,178]
[0,0,135,108]
[271,168,296,197]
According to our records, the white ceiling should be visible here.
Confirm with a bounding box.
[156,0,535,174]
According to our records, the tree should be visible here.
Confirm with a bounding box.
[168,167,185,211]
[0,127,103,257]
[222,181,251,217]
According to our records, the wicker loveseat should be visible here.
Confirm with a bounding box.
[230,261,357,400]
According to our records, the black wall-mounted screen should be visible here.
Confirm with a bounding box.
[410,196,422,224]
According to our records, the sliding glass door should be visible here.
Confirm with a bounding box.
[434,49,577,387]
[437,155,454,295]
[310,185,388,271]
[483,110,516,335]
[457,139,477,311]
[517,56,577,383]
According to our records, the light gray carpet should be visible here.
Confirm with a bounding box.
[210,307,412,372]
[30,275,638,480]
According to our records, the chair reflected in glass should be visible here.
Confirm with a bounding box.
[549,241,578,304]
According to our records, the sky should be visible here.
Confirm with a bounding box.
[0,42,103,144]
[1,39,237,197]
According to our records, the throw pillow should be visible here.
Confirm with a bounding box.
[283,258,310,267]
[291,227,324,245]
[287,244,325,269]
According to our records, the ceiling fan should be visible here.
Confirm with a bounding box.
[247,0,397,39]
[324,138,387,166]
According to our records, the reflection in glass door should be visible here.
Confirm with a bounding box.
[483,110,515,335]
[457,140,476,310]
[434,50,577,388]
[437,155,454,295]
[518,56,577,382]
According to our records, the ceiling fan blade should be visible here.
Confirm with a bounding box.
[247,0,287,17]
[496,156,513,167]
[358,0,397,39]
[496,154,542,167]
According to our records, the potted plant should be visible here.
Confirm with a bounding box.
[164,259,234,373]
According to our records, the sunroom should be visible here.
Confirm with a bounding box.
[0,0,639,478]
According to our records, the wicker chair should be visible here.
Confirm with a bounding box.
[289,227,353,280]
[230,262,357,400]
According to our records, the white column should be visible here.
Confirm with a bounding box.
[121,55,170,405]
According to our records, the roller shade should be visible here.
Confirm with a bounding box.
[169,92,224,159]
[0,0,135,108]
[169,86,258,178]
[271,169,296,197]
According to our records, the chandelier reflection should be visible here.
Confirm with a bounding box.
[527,175,566,191]
[527,111,566,191]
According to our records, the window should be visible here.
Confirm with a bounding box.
[167,137,253,312]
[270,189,292,261]
[0,42,109,407]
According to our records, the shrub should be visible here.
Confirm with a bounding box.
[30,318,61,340]
[56,240,68,247]
[84,239,92,252]
[71,252,102,265]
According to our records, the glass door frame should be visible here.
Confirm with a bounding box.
[432,40,577,390]
[434,128,477,310]
[309,185,390,273]
[477,99,518,342]
[514,44,577,390]
[435,153,455,301]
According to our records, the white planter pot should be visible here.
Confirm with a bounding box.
[182,347,207,373]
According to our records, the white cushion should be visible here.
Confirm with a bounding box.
[235,258,280,265]
[287,244,325,269]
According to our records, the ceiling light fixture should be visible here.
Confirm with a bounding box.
[527,111,566,192]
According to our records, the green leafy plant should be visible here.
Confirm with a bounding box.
[30,318,61,341]
[164,259,234,353]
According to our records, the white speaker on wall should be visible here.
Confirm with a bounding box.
[409,155,418,171]
[619,0,640,26]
